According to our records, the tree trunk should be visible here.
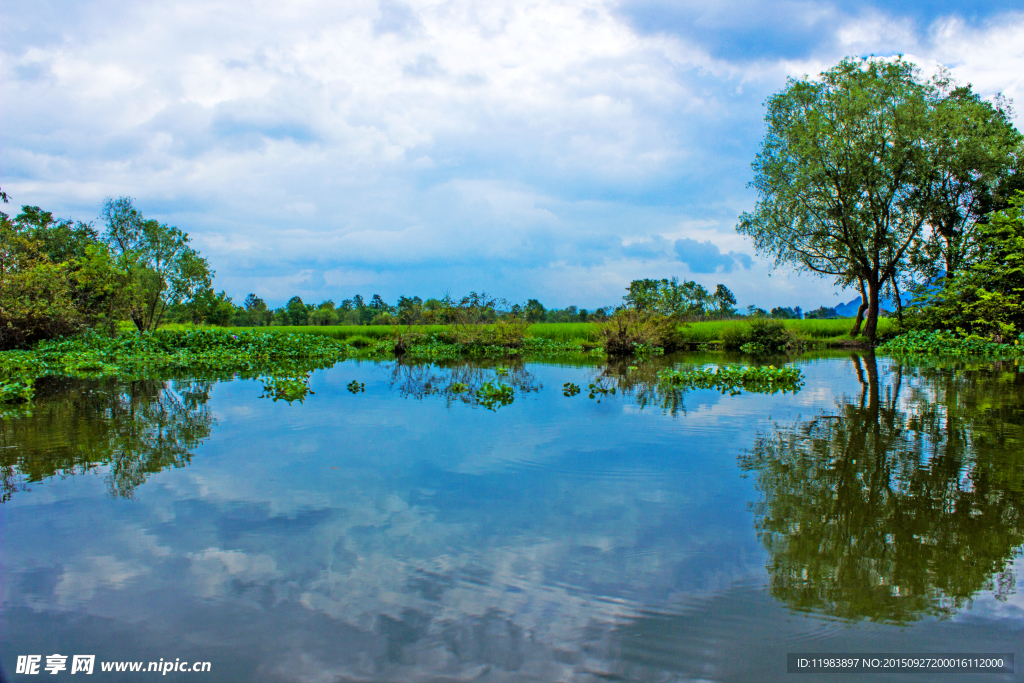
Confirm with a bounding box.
[863,351,879,416]
[850,278,868,337]
[862,276,880,344]
[891,275,903,325]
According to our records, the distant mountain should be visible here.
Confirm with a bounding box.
[829,295,912,317]
[834,297,862,317]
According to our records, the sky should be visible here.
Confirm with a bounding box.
[2,0,1023,310]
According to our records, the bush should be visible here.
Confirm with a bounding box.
[721,323,750,350]
[721,319,791,352]
[749,318,791,350]
[599,310,685,357]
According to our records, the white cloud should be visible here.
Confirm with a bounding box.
[2,0,1023,308]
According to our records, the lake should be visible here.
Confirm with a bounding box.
[2,353,1023,681]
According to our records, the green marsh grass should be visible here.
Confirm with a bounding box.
[222,317,895,347]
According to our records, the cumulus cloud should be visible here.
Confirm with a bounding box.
[673,237,752,274]
[1,0,1023,308]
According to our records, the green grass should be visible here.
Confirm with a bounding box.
[525,322,601,343]
[681,318,896,344]
[224,324,449,341]
[218,317,895,346]
[222,323,604,343]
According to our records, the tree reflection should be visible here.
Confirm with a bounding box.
[595,358,688,416]
[739,354,1024,623]
[387,359,541,408]
[1,376,214,501]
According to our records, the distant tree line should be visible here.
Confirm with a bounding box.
[184,291,627,328]
[219,280,755,328]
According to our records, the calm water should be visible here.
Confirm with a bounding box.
[2,354,1023,681]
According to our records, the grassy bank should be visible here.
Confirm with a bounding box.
[221,318,895,348]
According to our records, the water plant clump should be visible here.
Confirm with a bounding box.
[475,381,514,410]
[879,330,1024,358]
[0,328,356,404]
[587,380,616,402]
[261,374,315,403]
[657,364,804,395]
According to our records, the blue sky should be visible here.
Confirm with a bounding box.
[2,0,1023,310]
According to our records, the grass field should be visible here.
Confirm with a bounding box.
[680,317,897,343]
[215,317,894,346]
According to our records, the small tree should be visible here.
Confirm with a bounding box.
[524,299,546,323]
[624,278,708,318]
[101,197,212,332]
[711,284,737,316]
[310,306,339,326]
[911,191,1024,340]
[285,296,308,325]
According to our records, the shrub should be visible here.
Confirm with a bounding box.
[452,318,529,348]
[721,323,751,350]
[599,310,685,357]
[720,319,791,353]
[749,318,791,351]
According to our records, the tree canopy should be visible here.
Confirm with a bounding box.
[738,57,1021,342]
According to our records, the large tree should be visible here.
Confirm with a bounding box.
[738,58,937,342]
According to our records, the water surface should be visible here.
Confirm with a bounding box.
[3,354,1023,681]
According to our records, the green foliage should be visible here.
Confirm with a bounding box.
[657,364,804,395]
[712,284,737,316]
[0,359,36,403]
[624,277,710,318]
[804,306,838,320]
[102,197,212,332]
[769,306,801,320]
[261,374,314,403]
[911,75,1023,280]
[0,328,355,404]
[0,210,130,349]
[562,382,580,397]
[738,57,984,342]
[632,342,664,361]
